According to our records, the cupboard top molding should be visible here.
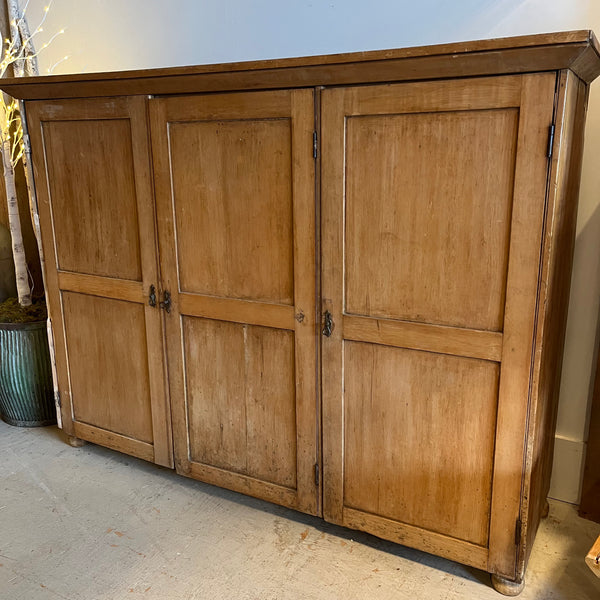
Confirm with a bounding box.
[1,30,599,100]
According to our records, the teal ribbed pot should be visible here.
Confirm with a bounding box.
[0,320,56,427]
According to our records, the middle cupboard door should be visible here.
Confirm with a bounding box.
[150,90,319,515]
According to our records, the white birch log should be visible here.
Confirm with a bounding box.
[2,136,30,305]
[15,3,39,76]
[1,1,32,305]
[10,4,60,414]
[6,0,24,76]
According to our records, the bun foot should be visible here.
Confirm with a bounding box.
[541,499,550,519]
[67,435,86,447]
[491,574,525,596]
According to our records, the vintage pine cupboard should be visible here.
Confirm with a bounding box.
[3,31,599,596]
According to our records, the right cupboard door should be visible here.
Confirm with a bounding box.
[321,74,556,576]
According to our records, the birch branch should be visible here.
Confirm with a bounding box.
[6,0,24,76]
[2,136,30,305]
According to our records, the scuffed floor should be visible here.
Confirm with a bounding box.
[1,420,599,600]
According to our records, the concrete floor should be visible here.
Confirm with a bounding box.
[1,420,599,600]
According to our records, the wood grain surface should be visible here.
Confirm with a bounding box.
[0,31,598,99]
[151,89,319,515]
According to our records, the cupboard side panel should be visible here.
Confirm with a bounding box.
[488,73,558,580]
[523,72,589,568]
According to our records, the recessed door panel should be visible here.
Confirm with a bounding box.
[151,89,318,515]
[171,119,294,304]
[345,109,518,331]
[63,292,153,444]
[344,341,499,547]
[43,119,142,281]
[184,317,297,489]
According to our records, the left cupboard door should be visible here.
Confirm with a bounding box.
[27,97,173,467]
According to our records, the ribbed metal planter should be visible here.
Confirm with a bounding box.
[0,320,56,427]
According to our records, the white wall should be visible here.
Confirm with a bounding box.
[23,0,600,503]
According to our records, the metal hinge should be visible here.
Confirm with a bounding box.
[23,133,31,155]
[55,390,61,408]
[515,517,522,546]
[314,463,320,486]
[547,124,555,159]
[313,130,318,159]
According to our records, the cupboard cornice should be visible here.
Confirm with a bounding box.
[1,30,599,100]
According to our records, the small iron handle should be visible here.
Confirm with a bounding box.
[148,285,157,308]
[160,290,171,313]
[322,310,334,337]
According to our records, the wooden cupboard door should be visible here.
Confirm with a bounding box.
[150,90,318,515]
[27,97,172,467]
[321,74,557,574]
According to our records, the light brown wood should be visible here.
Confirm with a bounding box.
[487,73,558,579]
[187,462,298,509]
[12,34,600,592]
[1,31,598,99]
[26,97,172,467]
[72,422,154,463]
[344,316,503,362]
[523,71,591,578]
[344,508,489,571]
[66,435,86,448]
[57,271,144,303]
[151,89,318,514]
[343,341,499,547]
[171,118,293,304]
[62,292,154,443]
[178,294,295,330]
[491,574,525,596]
[585,535,600,577]
[184,318,297,488]
[343,85,518,331]
[322,72,557,577]
[42,118,142,281]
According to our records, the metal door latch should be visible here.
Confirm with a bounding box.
[149,285,157,307]
[322,310,334,337]
[160,290,171,313]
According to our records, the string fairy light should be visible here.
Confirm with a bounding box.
[0,0,66,307]
[0,0,66,167]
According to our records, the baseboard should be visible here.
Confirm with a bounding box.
[548,436,586,504]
